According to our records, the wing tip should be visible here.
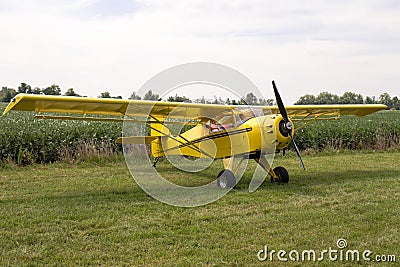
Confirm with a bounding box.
[2,95,20,116]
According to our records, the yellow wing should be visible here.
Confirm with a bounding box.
[3,94,387,120]
[268,104,387,118]
[2,93,233,120]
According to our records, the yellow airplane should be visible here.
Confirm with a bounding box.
[3,81,386,188]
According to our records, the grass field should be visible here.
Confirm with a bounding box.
[1,151,399,266]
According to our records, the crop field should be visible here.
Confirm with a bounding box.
[294,110,400,151]
[1,101,399,165]
[0,103,122,165]
[1,151,399,266]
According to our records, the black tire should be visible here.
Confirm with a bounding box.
[273,166,289,183]
[217,169,236,189]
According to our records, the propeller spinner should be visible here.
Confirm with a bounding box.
[272,80,306,170]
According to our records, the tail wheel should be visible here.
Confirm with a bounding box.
[217,169,236,189]
[273,166,289,183]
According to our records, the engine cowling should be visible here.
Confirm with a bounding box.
[261,114,293,151]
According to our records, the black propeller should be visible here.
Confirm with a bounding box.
[272,80,305,170]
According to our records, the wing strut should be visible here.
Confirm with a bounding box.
[126,104,215,158]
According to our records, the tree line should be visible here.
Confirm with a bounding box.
[0,82,398,109]
[133,91,274,106]
[0,83,123,102]
[295,91,399,109]
[0,83,274,105]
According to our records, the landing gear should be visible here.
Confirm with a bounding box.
[271,166,289,183]
[217,169,236,189]
[152,157,160,168]
[253,156,290,184]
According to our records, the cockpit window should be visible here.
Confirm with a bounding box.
[205,108,262,133]
[206,114,235,133]
[235,108,257,125]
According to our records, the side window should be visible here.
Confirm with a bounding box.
[205,115,234,133]
[236,108,257,126]
[204,108,259,133]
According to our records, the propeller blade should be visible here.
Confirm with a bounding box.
[272,80,289,122]
[289,132,305,170]
[272,80,305,170]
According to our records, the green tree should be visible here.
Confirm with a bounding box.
[365,96,377,104]
[194,96,207,104]
[98,92,121,99]
[0,87,17,102]
[64,88,80,97]
[340,92,364,104]
[258,98,274,106]
[143,90,159,101]
[31,87,42,94]
[167,94,191,102]
[316,92,340,104]
[42,85,61,95]
[239,92,258,105]
[392,96,399,110]
[212,96,225,104]
[378,93,392,109]
[99,92,111,98]
[295,94,317,105]
[129,91,141,100]
[18,83,32,94]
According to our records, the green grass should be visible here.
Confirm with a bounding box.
[1,151,399,266]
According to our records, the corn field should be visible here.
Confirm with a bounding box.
[1,103,399,165]
[0,103,122,165]
[293,110,400,151]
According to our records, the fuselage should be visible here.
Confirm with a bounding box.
[152,114,294,159]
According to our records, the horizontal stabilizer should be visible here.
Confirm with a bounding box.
[116,136,158,144]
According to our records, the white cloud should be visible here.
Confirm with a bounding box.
[0,0,399,103]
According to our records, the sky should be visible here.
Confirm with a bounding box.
[0,0,399,104]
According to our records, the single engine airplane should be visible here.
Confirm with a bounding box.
[2,81,386,188]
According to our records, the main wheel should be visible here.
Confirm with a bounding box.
[217,169,236,189]
[273,166,289,183]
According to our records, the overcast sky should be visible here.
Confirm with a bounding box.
[0,0,399,104]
